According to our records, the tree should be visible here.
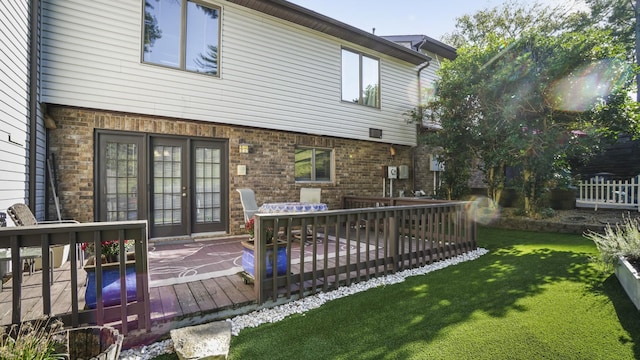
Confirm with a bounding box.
[441,0,572,48]
[573,0,640,101]
[414,2,634,214]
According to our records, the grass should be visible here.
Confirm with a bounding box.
[156,227,640,359]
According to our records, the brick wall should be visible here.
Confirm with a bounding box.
[47,105,418,236]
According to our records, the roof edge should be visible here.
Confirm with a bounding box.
[226,0,432,65]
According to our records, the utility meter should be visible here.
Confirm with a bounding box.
[387,166,397,179]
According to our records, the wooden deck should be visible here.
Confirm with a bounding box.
[1,201,477,347]
[0,235,392,347]
[0,237,260,347]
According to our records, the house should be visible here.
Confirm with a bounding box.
[2,0,443,240]
[1,2,43,222]
[382,34,457,196]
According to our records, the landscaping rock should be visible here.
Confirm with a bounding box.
[170,321,231,360]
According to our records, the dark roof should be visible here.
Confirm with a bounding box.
[226,0,432,65]
[380,35,457,60]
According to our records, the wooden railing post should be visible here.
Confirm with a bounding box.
[254,216,264,304]
[388,209,399,271]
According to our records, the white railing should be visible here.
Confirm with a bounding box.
[577,175,640,211]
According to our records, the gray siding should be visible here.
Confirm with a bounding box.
[0,0,30,216]
[40,0,421,146]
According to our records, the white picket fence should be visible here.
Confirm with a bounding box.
[577,175,640,211]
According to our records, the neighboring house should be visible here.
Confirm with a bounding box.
[382,35,457,196]
[2,0,439,240]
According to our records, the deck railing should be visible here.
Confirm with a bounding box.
[251,199,476,304]
[577,176,640,211]
[0,220,150,335]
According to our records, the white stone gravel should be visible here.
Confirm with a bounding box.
[119,247,489,359]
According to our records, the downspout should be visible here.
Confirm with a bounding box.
[413,58,431,193]
[28,0,39,208]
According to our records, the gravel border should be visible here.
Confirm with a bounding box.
[120,247,489,359]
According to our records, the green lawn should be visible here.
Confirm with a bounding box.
[158,227,640,359]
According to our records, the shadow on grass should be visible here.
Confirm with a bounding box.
[602,274,640,352]
[229,228,640,359]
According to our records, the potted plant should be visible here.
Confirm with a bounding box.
[585,216,640,310]
[81,240,137,309]
[241,218,287,279]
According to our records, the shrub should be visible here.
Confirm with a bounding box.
[584,215,640,267]
[0,317,65,360]
[538,207,556,219]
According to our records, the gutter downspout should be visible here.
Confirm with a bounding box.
[29,0,39,209]
[414,58,431,194]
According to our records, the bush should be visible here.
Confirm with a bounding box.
[584,216,640,267]
[0,317,65,360]
[538,207,556,219]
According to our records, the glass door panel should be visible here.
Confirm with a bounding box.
[97,134,144,222]
[151,139,187,237]
[192,140,225,233]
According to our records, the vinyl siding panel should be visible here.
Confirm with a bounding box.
[0,0,30,213]
[41,0,421,146]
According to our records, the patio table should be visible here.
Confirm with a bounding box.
[258,202,328,214]
[258,202,328,242]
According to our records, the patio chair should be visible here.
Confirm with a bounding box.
[300,188,321,203]
[6,203,82,267]
[237,189,259,223]
[7,203,78,227]
[298,188,322,242]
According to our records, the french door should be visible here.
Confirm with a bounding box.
[96,132,228,238]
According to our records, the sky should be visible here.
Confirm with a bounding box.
[287,0,588,42]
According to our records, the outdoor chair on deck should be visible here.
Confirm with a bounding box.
[300,188,321,203]
[237,189,259,223]
[298,188,322,241]
[6,203,82,267]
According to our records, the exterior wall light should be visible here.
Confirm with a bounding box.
[239,139,252,154]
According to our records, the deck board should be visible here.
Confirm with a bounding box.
[214,276,251,305]
[156,285,181,319]
[187,281,216,313]
[173,283,199,315]
[201,278,232,309]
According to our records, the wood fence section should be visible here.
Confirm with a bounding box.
[0,221,150,335]
[577,175,640,211]
[251,199,477,304]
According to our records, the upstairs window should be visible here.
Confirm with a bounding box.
[143,0,221,76]
[295,147,333,182]
[341,49,380,108]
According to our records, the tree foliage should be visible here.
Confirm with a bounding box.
[413,1,636,213]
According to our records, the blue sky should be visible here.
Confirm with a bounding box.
[288,0,587,42]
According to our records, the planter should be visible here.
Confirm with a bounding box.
[241,240,287,278]
[84,253,137,309]
[615,255,640,310]
[55,326,123,360]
